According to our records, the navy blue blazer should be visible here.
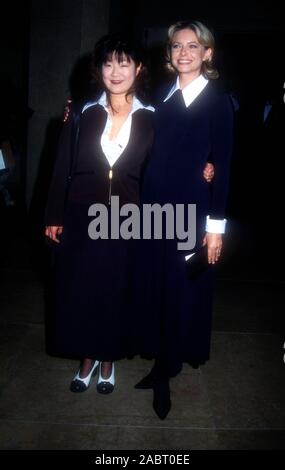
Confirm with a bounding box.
[45,104,154,226]
[142,80,234,230]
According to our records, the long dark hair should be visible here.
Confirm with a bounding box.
[91,33,150,108]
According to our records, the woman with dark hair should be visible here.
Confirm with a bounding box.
[134,20,234,419]
[45,33,155,394]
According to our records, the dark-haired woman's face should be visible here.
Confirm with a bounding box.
[102,52,141,96]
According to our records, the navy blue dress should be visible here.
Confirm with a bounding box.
[45,104,154,360]
[134,81,234,376]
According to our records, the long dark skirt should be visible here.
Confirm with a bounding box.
[133,234,214,378]
[47,201,136,360]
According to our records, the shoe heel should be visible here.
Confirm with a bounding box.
[134,371,155,389]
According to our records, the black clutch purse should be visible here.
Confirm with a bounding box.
[185,245,209,279]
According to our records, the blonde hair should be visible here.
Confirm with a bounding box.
[166,20,219,79]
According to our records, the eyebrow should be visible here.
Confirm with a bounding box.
[172,41,199,45]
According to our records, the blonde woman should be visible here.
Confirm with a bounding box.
[135,21,234,419]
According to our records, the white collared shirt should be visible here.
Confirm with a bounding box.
[164,74,227,238]
[82,93,154,168]
[164,74,209,107]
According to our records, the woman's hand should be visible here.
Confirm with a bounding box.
[203,163,214,182]
[202,232,222,264]
[45,226,63,243]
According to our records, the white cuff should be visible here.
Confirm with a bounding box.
[206,216,226,234]
[185,253,195,261]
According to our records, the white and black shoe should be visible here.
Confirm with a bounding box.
[96,362,115,394]
[70,360,99,393]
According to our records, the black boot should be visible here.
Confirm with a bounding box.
[134,367,156,389]
[152,377,171,420]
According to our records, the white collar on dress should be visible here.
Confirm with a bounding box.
[82,92,154,114]
[163,74,209,107]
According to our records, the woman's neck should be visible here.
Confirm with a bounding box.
[109,93,133,115]
[178,71,201,90]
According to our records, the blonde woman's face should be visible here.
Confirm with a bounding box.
[170,28,212,78]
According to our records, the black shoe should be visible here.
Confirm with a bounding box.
[153,378,171,420]
[134,368,156,389]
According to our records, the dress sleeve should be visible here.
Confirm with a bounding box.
[44,111,73,226]
[209,92,234,220]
